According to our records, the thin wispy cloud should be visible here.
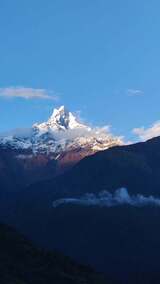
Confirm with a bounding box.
[127,89,144,97]
[0,87,58,100]
[133,121,160,141]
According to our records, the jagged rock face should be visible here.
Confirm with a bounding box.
[0,106,123,190]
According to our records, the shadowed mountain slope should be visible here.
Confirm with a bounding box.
[25,136,160,202]
[0,223,107,284]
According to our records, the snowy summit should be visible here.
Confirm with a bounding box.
[0,106,123,155]
[34,106,89,132]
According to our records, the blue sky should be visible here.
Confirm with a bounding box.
[0,0,160,141]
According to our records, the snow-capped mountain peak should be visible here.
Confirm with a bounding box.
[35,106,88,133]
[49,106,72,130]
[48,106,88,130]
[0,106,123,155]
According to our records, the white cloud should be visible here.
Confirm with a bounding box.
[0,87,58,100]
[133,121,160,141]
[0,128,32,138]
[127,89,144,97]
[53,188,160,208]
